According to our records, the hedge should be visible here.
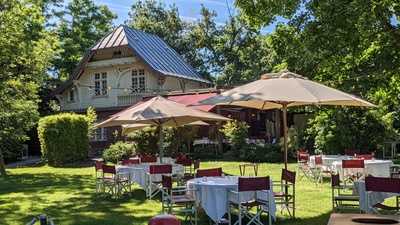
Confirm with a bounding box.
[38,113,89,166]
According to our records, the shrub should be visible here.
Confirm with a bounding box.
[38,113,90,166]
[126,126,159,155]
[220,120,249,154]
[306,108,387,154]
[240,143,282,163]
[102,141,135,163]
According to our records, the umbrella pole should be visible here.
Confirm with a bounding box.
[282,104,288,170]
[159,125,164,164]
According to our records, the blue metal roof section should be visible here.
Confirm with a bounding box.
[92,25,210,84]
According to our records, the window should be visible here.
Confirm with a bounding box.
[132,69,145,93]
[69,89,75,102]
[92,128,107,141]
[94,72,108,96]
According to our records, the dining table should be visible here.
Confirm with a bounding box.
[186,176,276,223]
[354,180,400,213]
[116,163,184,189]
[332,159,393,178]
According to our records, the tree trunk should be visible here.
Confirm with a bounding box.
[0,148,7,176]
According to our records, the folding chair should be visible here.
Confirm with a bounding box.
[310,155,332,184]
[273,169,296,218]
[342,160,365,187]
[331,174,359,212]
[147,164,172,199]
[365,176,400,213]
[102,164,130,198]
[161,175,198,225]
[297,153,312,181]
[94,160,104,193]
[195,167,223,178]
[121,158,140,165]
[228,177,273,225]
[177,158,195,185]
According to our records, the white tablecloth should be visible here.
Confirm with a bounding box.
[309,155,352,168]
[187,176,276,222]
[355,181,399,213]
[332,160,393,178]
[116,163,184,189]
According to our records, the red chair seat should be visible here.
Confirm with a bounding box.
[148,214,180,225]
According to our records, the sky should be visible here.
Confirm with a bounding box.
[94,0,286,33]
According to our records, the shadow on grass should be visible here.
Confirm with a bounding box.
[0,172,156,225]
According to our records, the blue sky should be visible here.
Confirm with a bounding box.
[94,0,285,33]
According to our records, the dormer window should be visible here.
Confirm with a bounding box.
[94,72,108,96]
[132,69,145,93]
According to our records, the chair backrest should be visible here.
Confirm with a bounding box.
[355,154,374,160]
[331,174,340,187]
[365,176,400,194]
[315,155,323,165]
[122,158,140,165]
[298,153,310,162]
[95,160,104,171]
[342,159,365,169]
[193,160,200,170]
[141,154,157,163]
[281,169,296,184]
[238,176,270,192]
[196,167,222,178]
[297,150,308,162]
[102,164,116,175]
[162,175,173,191]
[149,164,172,174]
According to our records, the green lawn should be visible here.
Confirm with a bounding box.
[0,162,333,225]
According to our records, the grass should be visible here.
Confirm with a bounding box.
[0,162,333,225]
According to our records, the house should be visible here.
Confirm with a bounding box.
[54,25,212,154]
[54,25,297,156]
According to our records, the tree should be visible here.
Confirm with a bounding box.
[236,0,400,151]
[53,0,116,79]
[126,0,209,78]
[127,1,273,85]
[0,0,58,175]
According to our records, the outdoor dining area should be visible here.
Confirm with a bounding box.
[93,71,400,225]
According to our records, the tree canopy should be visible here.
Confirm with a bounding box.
[0,0,58,175]
[52,0,116,79]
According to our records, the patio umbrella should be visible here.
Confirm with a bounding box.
[96,96,229,163]
[199,71,375,169]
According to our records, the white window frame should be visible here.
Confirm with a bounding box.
[92,127,107,141]
[94,72,108,96]
[131,69,146,93]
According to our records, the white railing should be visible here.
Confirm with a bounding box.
[117,94,145,106]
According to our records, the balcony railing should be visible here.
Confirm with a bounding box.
[117,94,145,106]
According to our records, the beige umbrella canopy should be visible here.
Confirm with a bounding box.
[96,96,229,162]
[200,71,375,169]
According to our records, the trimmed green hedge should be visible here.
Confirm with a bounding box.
[38,113,89,166]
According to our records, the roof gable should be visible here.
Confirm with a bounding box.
[91,25,209,83]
